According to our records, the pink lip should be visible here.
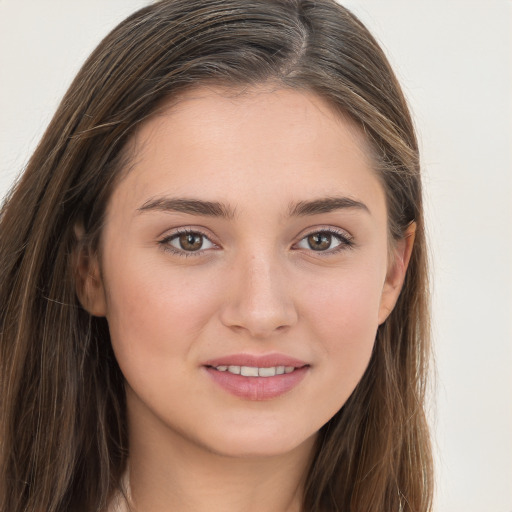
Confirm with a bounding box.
[203,353,309,401]
[203,353,308,368]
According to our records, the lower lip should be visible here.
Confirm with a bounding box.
[204,366,309,401]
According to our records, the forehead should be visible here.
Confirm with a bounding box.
[108,85,385,220]
[135,84,374,166]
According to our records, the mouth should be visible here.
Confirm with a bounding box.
[207,364,305,377]
[203,354,310,400]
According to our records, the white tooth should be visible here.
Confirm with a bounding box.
[216,365,228,371]
[259,367,276,377]
[276,366,285,375]
[240,366,259,377]
[284,366,295,374]
[228,365,241,375]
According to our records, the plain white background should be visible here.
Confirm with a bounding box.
[0,1,511,511]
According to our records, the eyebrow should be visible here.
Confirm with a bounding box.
[289,196,370,216]
[137,195,369,219]
[137,197,236,219]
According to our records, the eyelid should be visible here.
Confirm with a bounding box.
[293,226,354,253]
[157,226,220,256]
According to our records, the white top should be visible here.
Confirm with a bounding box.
[108,494,129,512]
[108,472,131,512]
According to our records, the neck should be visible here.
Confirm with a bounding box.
[126,396,316,512]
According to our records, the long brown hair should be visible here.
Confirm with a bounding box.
[0,1,432,510]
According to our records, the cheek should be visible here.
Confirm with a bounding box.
[299,263,384,393]
[303,262,384,338]
[102,251,220,375]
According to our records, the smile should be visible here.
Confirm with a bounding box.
[204,355,309,400]
[212,365,297,377]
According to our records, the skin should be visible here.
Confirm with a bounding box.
[78,85,413,512]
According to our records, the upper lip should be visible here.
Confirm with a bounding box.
[203,353,308,368]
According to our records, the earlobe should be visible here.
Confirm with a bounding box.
[378,222,416,325]
[74,225,107,317]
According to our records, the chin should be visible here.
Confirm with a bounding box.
[187,422,318,460]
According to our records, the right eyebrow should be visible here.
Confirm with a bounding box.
[137,197,236,219]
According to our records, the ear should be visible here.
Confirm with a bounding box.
[74,224,107,317]
[378,222,416,325]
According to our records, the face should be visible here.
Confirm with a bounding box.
[79,86,410,459]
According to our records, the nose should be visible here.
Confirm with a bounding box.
[219,253,298,338]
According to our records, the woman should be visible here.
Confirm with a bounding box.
[0,1,433,511]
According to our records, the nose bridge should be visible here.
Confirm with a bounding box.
[220,247,297,337]
[246,252,280,307]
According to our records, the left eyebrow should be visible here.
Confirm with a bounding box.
[289,196,370,216]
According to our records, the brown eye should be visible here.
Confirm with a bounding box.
[295,229,352,253]
[164,231,215,253]
[178,233,203,251]
[307,232,333,251]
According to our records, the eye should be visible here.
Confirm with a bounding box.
[161,230,216,254]
[295,229,353,253]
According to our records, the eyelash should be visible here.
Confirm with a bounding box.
[158,228,218,257]
[158,227,354,257]
[293,227,354,255]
